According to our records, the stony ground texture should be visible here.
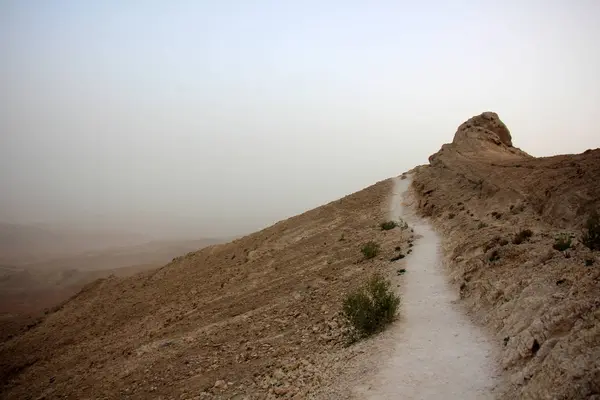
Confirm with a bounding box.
[0,179,414,400]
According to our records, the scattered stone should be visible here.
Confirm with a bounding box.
[213,380,226,389]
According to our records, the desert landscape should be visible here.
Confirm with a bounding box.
[1,112,598,399]
[0,225,229,343]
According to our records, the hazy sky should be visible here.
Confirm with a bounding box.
[1,1,599,238]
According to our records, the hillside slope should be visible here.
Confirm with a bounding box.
[411,112,600,399]
[0,238,228,343]
[0,179,415,399]
[2,112,598,399]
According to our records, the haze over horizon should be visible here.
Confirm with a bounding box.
[2,1,599,238]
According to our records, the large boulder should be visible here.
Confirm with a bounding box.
[453,111,513,147]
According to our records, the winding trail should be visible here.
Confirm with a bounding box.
[354,175,500,399]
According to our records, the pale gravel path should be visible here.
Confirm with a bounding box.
[352,175,501,399]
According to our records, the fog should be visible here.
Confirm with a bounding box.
[1,1,599,238]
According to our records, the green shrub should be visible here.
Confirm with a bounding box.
[361,241,380,259]
[380,221,397,231]
[582,210,600,251]
[342,274,400,341]
[512,229,533,244]
[553,234,572,251]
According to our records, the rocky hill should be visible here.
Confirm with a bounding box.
[412,112,600,399]
[1,112,598,399]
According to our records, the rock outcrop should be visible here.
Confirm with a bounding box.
[454,111,513,147]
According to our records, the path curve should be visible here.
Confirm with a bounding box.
[354,175,500,399]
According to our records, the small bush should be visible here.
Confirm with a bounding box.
[553,234,572,251]
[477,222,487,229]
[339,233,345,241]
[512,229,533,244]
[448,213,456,219]
[380,221,397,231]
[582,210,600,251]
[342,274,400,341]
[361,241,380,260]
[394,246,401,251]
[499,238,509,246]
[585,259,594,266]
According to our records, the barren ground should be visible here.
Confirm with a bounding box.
[1,112,598,399]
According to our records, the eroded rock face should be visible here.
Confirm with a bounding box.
[454,111,513,147]
[413,114,600,399]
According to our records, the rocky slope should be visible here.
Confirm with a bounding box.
[0,179,415,399]
[411,112,600,399]
[0,238,228,343]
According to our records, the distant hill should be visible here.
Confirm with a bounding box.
[0,233,230,342]
[0,223,151,265]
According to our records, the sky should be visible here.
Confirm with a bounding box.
[1,0,599,238]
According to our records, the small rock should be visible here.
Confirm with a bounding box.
[273,386,289,396]
[214,380,226,389]
[273,369,285,380]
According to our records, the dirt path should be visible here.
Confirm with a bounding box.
[352,175,501,399]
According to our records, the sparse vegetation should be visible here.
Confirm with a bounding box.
[553,234,572,252]
[499,238,509,246]
[477,221,487,229]
[448,213,456,219]
[342,274,400,342]
[582,210,600,251]
[361,241,380,260]
[394,246,401,251]
[380,221,397,231]
[339,233,345,241]
[512,229,533,244]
